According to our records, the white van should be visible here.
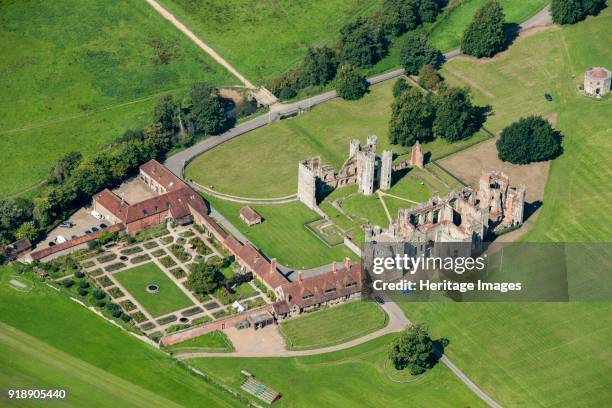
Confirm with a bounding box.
[91,210,104,220]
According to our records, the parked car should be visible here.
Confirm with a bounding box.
[91,210,104,220]
[91,227,99,232]
[48,241,56,247]
[374,296,385,305]
[544,93,552,101]
[100,223,108,229]
[84,230,92,234]
[55,235,67,244]
[59,221,74,228]
[71,235,78,240]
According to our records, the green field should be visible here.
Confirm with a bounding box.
[439,9,612,242]
[114,262,194,317]
[187,79,489,198]
[206,195,355,269]
[402,302,612,406]
[0,0,237,197]
[188,334,485,407]
[166,330,234,354]
[428,0,549,52]
[157,0,379,83]
[0,267,241,407]
[280,301,388,350]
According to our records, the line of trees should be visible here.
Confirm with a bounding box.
[0,83,229,254]
[389,80,489,147]
[551,0,606,25]
[267,0,445,101]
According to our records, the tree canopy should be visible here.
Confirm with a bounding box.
[380,0,441,36]
[187,262,225,295]
[417,64,442,90]
[496,116,563,164]
[339,17,388,67]
[389,323,436,374]
[461,1,507,58]
[335,64,369,100]
[392,77,411,97]
[551,0,606,24]
[399,31,442,75]
[389,87,435,146]
[49,152,82,184]
[302,46,338,86]
[184,83,228,136]
[433,86,480,142]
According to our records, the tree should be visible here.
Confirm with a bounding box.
[389,324,436,374]
[461,1,506,58]
[389,88,435,146]
[381,0,418,36]
[497,116,563,164]
[551,0,605,24]
[184,83,228,135]
[417,64,442,90]
[187,262,224,295]
[433,86,480,142]
[153,95,181,134]
[0,198,34,243]
[392,78,411,97]
[15,221,38,242]
[335,64,368,100]
[302,46,338,86]
[339,17,388,67]
[399,32,442,75]
[49,152,82,184]
[416,0,442,23]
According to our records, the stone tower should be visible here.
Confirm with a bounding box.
[380,150,393,190]
[583,67,611,96]
[410,141,424,168]
[359,152,376,195]
[366,135,377,152]
[297,159,318,210]
[349,139,361,157]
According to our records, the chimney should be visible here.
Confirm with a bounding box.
[297,271,303,282]
[344,257,351,271]
[270,258,277,273]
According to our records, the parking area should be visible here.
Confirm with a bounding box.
[41,207,114,249]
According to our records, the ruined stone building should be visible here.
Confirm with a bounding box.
[583,67,611,96]
[369,171,526,247]
[297,135,393,209]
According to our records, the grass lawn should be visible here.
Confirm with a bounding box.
[114,262,194,317]
[188,334,485,407]
[428,0,549,52]
[206,195,355,269]
[187,79,489,198]
[0,0,237,197]
[280,301,388,350]
[0,267,242,407]
[402,302,612,406]
[156,0,379,83]
[166,330,234,354]
[439,9,612,242]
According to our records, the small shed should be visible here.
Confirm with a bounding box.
[239,207,262,226]
[247,310,274,329]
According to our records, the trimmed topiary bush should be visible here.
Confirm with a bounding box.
[78,288,88,296]
[74,271,85,278]
[78,281,90,289]
[92,289,106,300]
[62,279,74,288]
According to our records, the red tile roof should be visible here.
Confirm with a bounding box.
[140,159,187,191]
[223,236,288,289]
[31,224,125,261]
[239,207,262,224]
[590,68,609,79]
[279,261,363,309]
